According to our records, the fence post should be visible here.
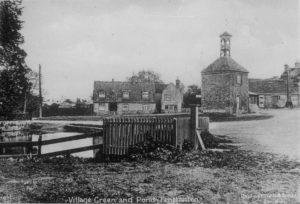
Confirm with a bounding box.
[173,118,179,149]
[190,105,199,150]
[38,134,42,156]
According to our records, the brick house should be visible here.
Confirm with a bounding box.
[249,61,300,108]
[93,79,156,115]
[201,32,249,114]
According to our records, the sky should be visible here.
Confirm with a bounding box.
[20,0,300,101]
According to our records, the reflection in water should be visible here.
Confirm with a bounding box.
[0,131,94,158]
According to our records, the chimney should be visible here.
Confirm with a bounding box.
[176,77,180,89]
[284,64,289,71]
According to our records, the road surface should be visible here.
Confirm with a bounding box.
[210,108,300,160]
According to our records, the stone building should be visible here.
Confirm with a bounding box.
[93,78,184,115]
[160,78,184,113]
[93,79,156,115]
[201,32,249,114]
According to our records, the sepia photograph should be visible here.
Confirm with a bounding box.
[0,0,299,203]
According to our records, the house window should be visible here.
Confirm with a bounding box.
[99,91,105,98]
[164,94,171,101]
[237,74,242,84]
[143,104,149,111]
[122,104,129,111]
[98,103,106,111]
[123,91,129,99]
[142,92,149,99]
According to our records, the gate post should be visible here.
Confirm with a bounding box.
[190,105,199,150]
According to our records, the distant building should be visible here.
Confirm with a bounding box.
[201,32,249,114]
[93,78,184,115]
[160,78,184,113]
[249,61,300,108]
[58,101,76,109]
[93,79,156,115]
[280,61,300,83]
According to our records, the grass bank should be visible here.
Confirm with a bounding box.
[0,147,298,203]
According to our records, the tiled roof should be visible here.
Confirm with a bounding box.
[155,83,168,94]
[202,56,249,74]
[249,78,299,94]
[93,81,156,102]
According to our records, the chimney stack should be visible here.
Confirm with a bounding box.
[176,77,180,89]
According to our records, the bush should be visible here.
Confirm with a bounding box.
[127,135,179,161]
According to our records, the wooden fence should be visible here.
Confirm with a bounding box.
[102,117,176,155]
[0,131,102,158]
[102,112,209,156]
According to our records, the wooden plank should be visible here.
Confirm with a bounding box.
[198,117,209,131]
[173,118,178,147]
[41,144,103,157]
[125,118,129,154]
[0,141,39,147]
[38,135,42,156]
[0,153,38,158]
[103,119,107,155]
[41,132,101,145]
[196,130,206,150]
[191,106,199,150]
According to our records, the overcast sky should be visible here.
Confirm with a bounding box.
[21,0,299,101]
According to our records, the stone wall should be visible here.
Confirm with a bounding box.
[202,73,232,113]
[230,73,249,113]
[202,72,249,114]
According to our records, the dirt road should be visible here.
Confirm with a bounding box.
[210,108,300,160]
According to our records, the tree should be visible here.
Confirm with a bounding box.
[0,0,31,118]
[127,69,163,83]
[183,84,201,108]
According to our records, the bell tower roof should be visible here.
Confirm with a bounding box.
[220,31,232,37]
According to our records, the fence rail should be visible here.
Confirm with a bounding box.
[0,131,102,157]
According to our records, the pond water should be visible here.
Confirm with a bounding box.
[0,131,95,158]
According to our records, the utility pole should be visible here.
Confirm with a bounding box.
[285,65,291,108]
[39,64,42,118]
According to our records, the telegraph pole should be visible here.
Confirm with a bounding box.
[39,64,43,118]
[285,65,292,108]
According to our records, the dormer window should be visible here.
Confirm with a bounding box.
[142,91,149,99]
[99,91,105,98]
[123,91,129,99]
